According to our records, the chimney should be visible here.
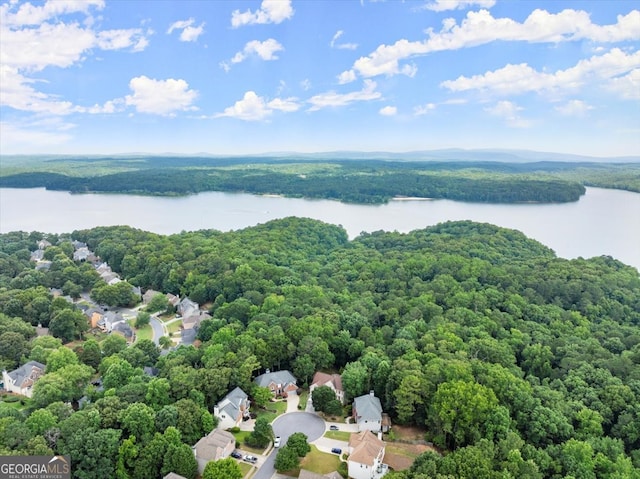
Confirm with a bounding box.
[266,368,271,374]
[369,390,374,396]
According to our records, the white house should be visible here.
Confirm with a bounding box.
[348,430,388,479]
[214,387,250,430]
[2,361,45,398]
[352,391,383,432]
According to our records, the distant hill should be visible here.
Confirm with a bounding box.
[2,148,639,164]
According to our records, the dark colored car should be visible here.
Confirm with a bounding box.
[230,450,242,459]
[329,425,339,430]
[331,448,342,454]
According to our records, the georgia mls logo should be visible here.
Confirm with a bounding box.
[0,455,70,479]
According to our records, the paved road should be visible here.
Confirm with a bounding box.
[253,412,326,479]
[149,316,164,345]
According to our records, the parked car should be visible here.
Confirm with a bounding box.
[331,448,342,454]
[274,436,281,447]
[329,425,339,430]
[230,450,242,459]
[243,455,258,464]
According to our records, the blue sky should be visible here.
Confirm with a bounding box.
[1,0,638,157]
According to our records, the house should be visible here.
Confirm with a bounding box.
[254,370,297,397]
[193,428,236,474]
[112,322,134,342]
[182,311,210,331]
[166,293,180,309]
[143,289,161,304]
[84,307,105,329]
[98,311,118,332]
[177,297,199,318]
[37,239,52,250]
[348,430,388,479]
[299,470,343,479]
[310,372,345,404]
[73,247,91,262]
[353,391,384,433]
[30,249,45,262]
[2,361,45,398]
[214,387,250,429]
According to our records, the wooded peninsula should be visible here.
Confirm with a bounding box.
[1,155,639,204]
[1,218,639,478]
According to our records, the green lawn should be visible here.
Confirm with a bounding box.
[238,461,252,477]
[255,400,287,423]
[135,324,153,342]
[165,321,182,334]
[323,430,351,441]
[299,445,342,474]
[230,431,265,455]
[297,389,309,409]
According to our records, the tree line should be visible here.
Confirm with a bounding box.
[0,218,639,478]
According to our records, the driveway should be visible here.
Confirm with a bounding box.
[252,412,326,479]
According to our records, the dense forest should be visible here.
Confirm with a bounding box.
[5,155,629,203]
[1,219,639,478]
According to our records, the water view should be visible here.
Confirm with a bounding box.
[1,186,638,270]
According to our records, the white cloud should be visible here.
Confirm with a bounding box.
[554,100,594,117]
[330,30,358,50]
[485,100,531,128]
[216,91,300,121]
[268,97,301,112]
[414,103,436,115]
[337,69,357,84]
[0,1,150,118]
[424,0,496,12]
[441,48,640,98]
[607,69,640,99]
[167,18,205,42]
[0,65,75,114]
[379,106,397,116]
[346,9,640,80]
[0,0,104,26]
[307,80,382,111]
[231,0,294,28]
[231,39,284,64]
[97,29,150,50]
[124,76,198,116]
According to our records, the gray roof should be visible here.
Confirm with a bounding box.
[113,322,133,338]
[218,386,248,418]
[254,370,297,388]
[6,361,45,388]
[353,393,383,422]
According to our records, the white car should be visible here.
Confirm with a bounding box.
[274,436,281,447]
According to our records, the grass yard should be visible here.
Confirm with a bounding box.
[238,461,252,477]
[255,400,287,422]
[323,430,351,441]
[299,445,342,474]
[164,320,182,334]
[297,389,309,409]
[230,431,265,455]
[0,395,31,411]
[135,324,153,342]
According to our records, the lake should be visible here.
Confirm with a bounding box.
[1,186,638,271]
